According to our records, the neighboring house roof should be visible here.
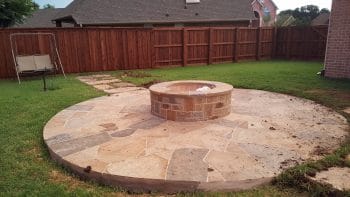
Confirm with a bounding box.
[53,0,256,26]
[311,13,330,26]
[16,9,64,28]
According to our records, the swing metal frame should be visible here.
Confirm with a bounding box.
[9,32,66,85]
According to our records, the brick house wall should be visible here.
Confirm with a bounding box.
[325,0,350,79]
[252,0,277,27]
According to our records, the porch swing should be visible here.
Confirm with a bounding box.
[10,32,66,90]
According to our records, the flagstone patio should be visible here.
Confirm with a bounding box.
[43,87,349,193]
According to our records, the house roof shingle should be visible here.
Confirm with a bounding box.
[311,13,330,26]
[16,9,64,28]
[53,0,257,25]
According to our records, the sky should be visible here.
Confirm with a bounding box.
[34,0,72,8]
[34,0,332,11]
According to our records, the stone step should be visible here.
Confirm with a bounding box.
[310,167,350,191]
[85,79,122,85]
[109,82,136,88]
[93,84,114,91]
[344,107,350,115]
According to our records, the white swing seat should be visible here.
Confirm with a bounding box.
[34,55,54,71]
[16,55,54,73]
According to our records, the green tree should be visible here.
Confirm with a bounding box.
[43,3,55,9]
[0,0,39,27]
[320,8,331,14]
[277,5,330,26]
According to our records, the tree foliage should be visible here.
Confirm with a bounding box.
[43,4,55,9]
[0,0,39,27]
[277,5,330,26]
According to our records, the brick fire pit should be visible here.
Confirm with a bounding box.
[150,80,233,121]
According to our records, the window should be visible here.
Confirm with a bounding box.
[263,7,270,16]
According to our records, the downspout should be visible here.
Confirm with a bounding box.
[322,1,334,76]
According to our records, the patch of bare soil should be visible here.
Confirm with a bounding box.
[141,80,164,88]
[305,89,350,101]
[49,170,96,191]
[311,145,332,156]
[108,82,136,88]
[95,77,116,81]
[121,71,153,78]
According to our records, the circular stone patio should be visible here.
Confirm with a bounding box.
[43,88,349,193]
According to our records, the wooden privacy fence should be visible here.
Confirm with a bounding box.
[0,26,328,78]
[275,26,328,60]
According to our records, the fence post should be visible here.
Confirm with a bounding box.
[208,28,214,65]
[150,29,155,68]
[122,29,128,69]
[272,27,277,59]
[183,28,187,67]
[286,27,292,59]
[233,28,239,62]
[256,27,261,60]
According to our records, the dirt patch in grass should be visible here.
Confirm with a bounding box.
[311,146,333,157]
[108,82,136,88]
[121,71,153,78]
[24,146,44,162]
[305,89,350,101]
[49,170,83,189]
[49,169,113,194]
[141,79,164,88]
[304,89,350,110]
[95,76,115,81]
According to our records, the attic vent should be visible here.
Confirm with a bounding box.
[186,0,200,4]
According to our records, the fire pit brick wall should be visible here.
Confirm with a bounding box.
[151,93,231,122]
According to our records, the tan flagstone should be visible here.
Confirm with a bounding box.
[106,154,168,179]
[207,165,226,182]
[344,107,350,114]
[97,137,146,163]
[204,150,274,181]
[64,146,108,173]
[311,167,350,191]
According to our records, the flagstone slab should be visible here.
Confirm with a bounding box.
[343,107,350,114]
[311,167,350,191]
[93,84,114,90]
[107,155,168,180]
[85,79,122,85]
[166,148,209,182]
[49,132,112,157]
[109,82,136,88]
[43,88,349,193]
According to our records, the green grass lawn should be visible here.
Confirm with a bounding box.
[0,60,349,196]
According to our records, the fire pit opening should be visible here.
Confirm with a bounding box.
[168,82,215,93]
[150,80,233,122]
